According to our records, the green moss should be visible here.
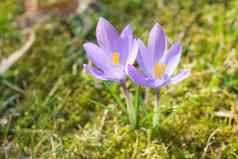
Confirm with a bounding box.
[0,0,238,158]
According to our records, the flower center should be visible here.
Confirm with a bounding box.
[112,52,120,65]
[154,63,167,78]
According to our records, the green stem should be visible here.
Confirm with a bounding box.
[144,88,149,106]
[121,82,138,128]
[153,89,160,128]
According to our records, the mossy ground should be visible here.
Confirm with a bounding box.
[0,0,238,158]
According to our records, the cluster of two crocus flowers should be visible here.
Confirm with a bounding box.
[83,17,190,128]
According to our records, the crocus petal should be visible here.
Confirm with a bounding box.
[96,17,120,53]
[126,39,138,66]
[164,42,182,77]
[84,64,125,82]
[103,65,125,82]
[120,24,133,38]
[119,24,134,65]
[137,39,154,77]
[154,74,170,88]
[84,64,107,80]
[148,23,167,63]
[127,64,155,87]
[83,42,111,70]
[169,69,190,84]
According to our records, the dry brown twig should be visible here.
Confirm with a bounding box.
[1,0,100,74]
[0,30,35,74]
[201,129,220,159]
[214,94,238,125]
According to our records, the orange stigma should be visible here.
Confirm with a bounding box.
[154,63,167,78]
[112,52,120,65]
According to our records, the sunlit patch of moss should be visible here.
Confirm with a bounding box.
[1,0,238,158]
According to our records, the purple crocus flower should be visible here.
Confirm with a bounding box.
[83,17,138,83]
[127,23,190,89]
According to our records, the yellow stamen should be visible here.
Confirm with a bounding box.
[112,52,120,65]
[154,63,167,78]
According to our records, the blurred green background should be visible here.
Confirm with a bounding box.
[0,0,238,158]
